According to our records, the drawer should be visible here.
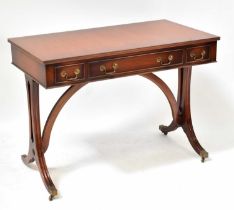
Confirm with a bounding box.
[88,49,183,78]
[186,45,210,64]
[54,63,85,84]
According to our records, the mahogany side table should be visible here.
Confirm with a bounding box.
[8,20,220,200]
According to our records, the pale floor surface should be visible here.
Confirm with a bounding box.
[1,103,234,210]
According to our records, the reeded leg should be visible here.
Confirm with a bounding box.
[21,77,35,164]
[159,67,208,162]
[22,76,57,200]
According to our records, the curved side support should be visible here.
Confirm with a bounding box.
[141,72,177,120]
[42,83,88,153]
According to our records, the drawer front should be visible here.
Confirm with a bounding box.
[54,63,85,84]
[88,49,183,78]
[186,45,210,64]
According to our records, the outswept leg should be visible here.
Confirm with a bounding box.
[22,76,87,200]
[22,76,57,200]
[143,68,208,162]
[159,67,208,162]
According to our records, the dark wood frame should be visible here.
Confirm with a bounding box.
[22,67,207,200]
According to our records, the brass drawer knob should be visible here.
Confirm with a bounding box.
[190,50,206,61]
[60,68,81,80]
[157,54,174,66]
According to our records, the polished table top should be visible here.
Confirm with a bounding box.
[8,19,219,64]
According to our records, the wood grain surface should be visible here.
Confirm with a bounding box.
[8,20,219,64]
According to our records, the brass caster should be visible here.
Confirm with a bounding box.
[159,125,168,135]
[200,150,208,163]
[49,188,58,201]
[49,194,54,201]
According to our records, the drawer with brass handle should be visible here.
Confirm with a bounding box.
[186,45,210,64]
[88,49,183,79]
[54,63,85,84]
